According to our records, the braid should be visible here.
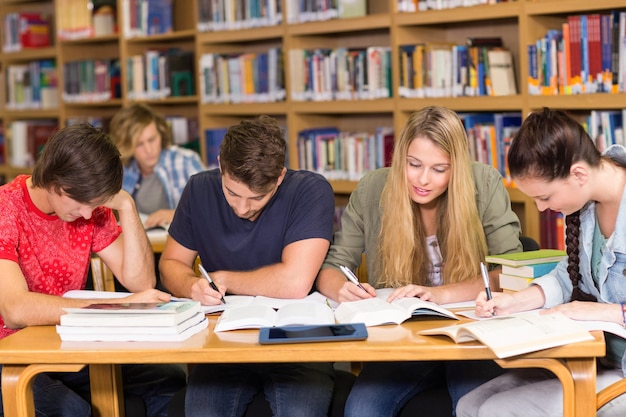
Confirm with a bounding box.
[565,211,597,302]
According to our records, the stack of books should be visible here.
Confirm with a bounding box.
[57,300,207,342]
[485,249,567,293]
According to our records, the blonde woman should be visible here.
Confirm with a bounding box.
[316,106,522,417]
[110,104,205,229]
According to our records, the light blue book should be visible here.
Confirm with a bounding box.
[501,261,560,278]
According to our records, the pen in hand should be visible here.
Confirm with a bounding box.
[339,265,367,292]
[480,262,492,301]
[198,264,226,304]
[480,261,495,316]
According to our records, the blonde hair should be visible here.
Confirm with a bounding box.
[377,106,487,287]
[109,103,171,165]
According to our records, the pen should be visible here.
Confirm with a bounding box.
[198,264,226,304]
[339,265,367,292]
[480,262,493,301]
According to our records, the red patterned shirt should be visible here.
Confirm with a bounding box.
[0,175,120,338]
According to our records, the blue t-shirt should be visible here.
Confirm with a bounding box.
[169,169,335,271]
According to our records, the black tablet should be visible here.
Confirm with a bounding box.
[258,323,368,344]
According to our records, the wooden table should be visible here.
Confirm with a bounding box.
[0,317,605,417]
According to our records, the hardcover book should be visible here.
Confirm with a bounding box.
[498,273,535,292]
[487,49,517,96]
[56,312,208,341]
[60,300,201,327]
[501,261,560,278]
[485,249,567,267]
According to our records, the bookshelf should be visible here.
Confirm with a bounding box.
[2,0,626,244]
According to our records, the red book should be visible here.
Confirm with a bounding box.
[28,122,58,162]
[19,13,51,48]
[567,15,582,87]
[586,14,602,85]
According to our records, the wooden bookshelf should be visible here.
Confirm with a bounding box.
[2,0,626,244]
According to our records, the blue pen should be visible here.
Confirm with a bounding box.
[198,264,226,304]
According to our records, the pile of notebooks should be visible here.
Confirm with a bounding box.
[56,300,207,342]
[485,249,567,292]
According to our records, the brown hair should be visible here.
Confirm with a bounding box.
[32,123,123,203]
[219,115,286,192]
[507,108,624,302]
[109,103,171,165]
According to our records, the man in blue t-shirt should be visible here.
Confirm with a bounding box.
[160,115,336,417]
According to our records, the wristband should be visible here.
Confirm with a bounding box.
[621,303,626,329]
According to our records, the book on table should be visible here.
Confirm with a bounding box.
[501,261,560,278]
[485,249,566,267]
[213,288,460,332]
[418,311,593,358]
[56,312,208,342]
[333,288,458,327]
[213,301,336,332]
[499,273,535,292]
[57,300,208,341]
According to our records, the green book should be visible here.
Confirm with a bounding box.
[338,0,367,18]
[485,249,567,267]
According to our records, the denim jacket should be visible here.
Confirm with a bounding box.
[534,144,626,375]
[122,146,205,209]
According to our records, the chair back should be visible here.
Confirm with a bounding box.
[90,256,116,292]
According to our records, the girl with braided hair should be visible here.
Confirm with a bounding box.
[456,107,626,417]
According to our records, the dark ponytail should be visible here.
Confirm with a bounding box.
[565,211,597,302]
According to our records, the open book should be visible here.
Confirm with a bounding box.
[419,311,594,358]
[213,301,335,332]
[333,288,458,327]
[202,291,331,314]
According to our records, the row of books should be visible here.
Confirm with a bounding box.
[399,37,517,99]
[5,61,58,110]
[204,124,289,169]
[289,46,392,102]
[57,0,117,40]
[123,0,173,38]
[528,11,626,96]
[297,126,395,182]
[540,209,565,253]
[286,0,367,23]
[2,12,51,52]
[126,49,195,100]
[398,0,511,12]
[57,299,208,342]
[486,249,567,293]
[588,109,625,152]
[197,0,283,31]
[199,49,286,104]
[166,116,200,146]
[62,59,121,103]
[460,112,521,184]
[8,120,59,168]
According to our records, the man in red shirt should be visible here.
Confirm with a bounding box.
[0,123,185,417]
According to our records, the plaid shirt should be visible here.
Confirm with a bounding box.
[122,146,205,209]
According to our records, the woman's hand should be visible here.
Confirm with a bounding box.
[386,284,446,304]
[335,281,376,303]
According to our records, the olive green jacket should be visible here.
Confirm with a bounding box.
[321,163,523,286]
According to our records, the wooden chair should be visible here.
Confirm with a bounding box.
[87,255,148,416]
[89,255,116,292]
[597,378,626,411]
